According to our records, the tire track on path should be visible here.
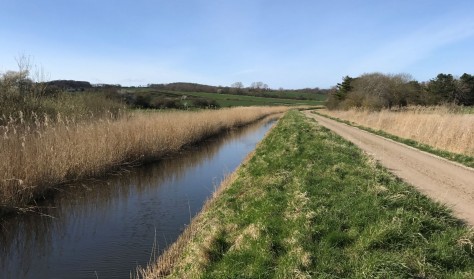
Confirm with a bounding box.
[305,111,474,226]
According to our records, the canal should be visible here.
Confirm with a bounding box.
[0,117,277,279]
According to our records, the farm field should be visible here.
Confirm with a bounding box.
[138,110,474,278]
[126,88,326,107]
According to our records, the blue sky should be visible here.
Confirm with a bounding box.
[1,0,473,89]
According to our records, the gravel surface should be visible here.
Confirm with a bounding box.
[306,111,474,226]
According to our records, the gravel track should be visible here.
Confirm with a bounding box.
[306,112,474,226]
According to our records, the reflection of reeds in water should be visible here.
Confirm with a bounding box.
[135,153,246,279]
[135,117,279,278]
[0,116,279,278]
[0,107,287,212]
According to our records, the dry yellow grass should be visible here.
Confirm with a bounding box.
[0,107,287,211]
[321,106,474,156]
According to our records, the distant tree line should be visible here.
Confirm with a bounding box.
[327,73,474,110]
[46,80,93,91]
[149,82,216,93]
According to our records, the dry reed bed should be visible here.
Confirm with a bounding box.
[322,107,474,156]
[0,107,287,211]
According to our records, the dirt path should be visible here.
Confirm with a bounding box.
[305,112,474,226]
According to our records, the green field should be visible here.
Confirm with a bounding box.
[245,90,328,101]
[142,110,474,278]
[126,88,326,107]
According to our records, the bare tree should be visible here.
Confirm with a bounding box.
[231,81,244,94]
[334,72,416,110]
[250,81,264,90]
[12,54,50,97]
[231,81,244,89]
[15,54,32,95]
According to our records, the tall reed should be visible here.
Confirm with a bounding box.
[322,106,474,156]
[0,107,287,212]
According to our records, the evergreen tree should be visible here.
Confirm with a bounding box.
[459,73,474,106]
[427,74,458,104]
[335,76,353,100]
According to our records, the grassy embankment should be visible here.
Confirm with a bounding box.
[0,106,287,215]
[317,107,474,168]
[137,110,474,278]
[127,88,325,107]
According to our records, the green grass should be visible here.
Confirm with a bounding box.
[127,88,325,107]
[159,110,474,278]
[460,106,474,114]
[312,110,474,169]
[246,90,328,101]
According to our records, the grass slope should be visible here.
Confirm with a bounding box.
[144,110,474,278]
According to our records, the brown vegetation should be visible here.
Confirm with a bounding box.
[321,106,474,156]
[0,107,287,213]
[327,72,474,110]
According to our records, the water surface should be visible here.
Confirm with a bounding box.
[0,118,277,279]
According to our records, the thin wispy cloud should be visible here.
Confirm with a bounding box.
[1,0,473,88]
[349,16,474,76]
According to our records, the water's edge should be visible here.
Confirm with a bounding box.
[136,115,279,277]
[0,116,279,279]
